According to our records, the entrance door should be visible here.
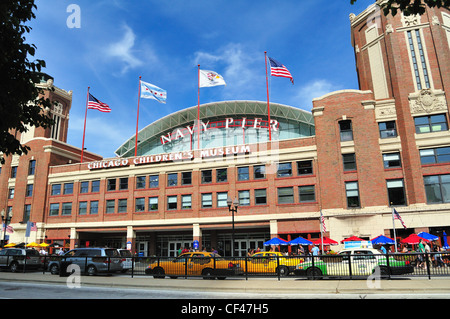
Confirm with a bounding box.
[137,242,148,257]
[235,239,265,256]
[168,241,191,257]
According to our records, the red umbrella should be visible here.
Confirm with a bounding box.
[312,237,338,245]
[400,233,430,245]
[340,236,364,243]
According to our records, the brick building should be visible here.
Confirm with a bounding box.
[1,2,449,256]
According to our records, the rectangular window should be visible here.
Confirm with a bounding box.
[11,166,17,178]
[80,181,89,193]
[148,197,158,211]
[217,192,228,207]
[119,177,128,190]
[8,188,14,199]
[181,172,192,185]
[201,170,212,184]
[343,153,357,171]
[378,121,397,138]
[167,196,177,210]
[51,184,61,196]
[149,175,159,188]
[26,184,33,197]
[277,163,292,177]
[253,165,266,179]
[181,195,192,209]
[28,160,36,176]
[237,167,249,181]
[49,203,59,216]
[387,179,406,206]
[23,204,31,223]
[299,185,315,202]
[64,183,73,195]
[339,120,353,141]
[61,202,72,215]
[383,153,402,168]
[118,199,127,213]
[420,147,450,165]
[107,179,116,191]
[255,189,267,205]
[345,182,360,208]
[297,160,313,175]
[136,176,146,189]
[217,168,228,182]
[202,193,213,208]
[106,200,115,214]
[91,180,100,193]
[135,198,145,212]
[238,190,250,206]
[79,201,87,215]
[278,187,294,204]
[167,173,178,187]
[414,114,448,134]
[424,174,450,204]
[90,201,98,215]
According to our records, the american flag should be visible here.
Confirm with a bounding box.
[2,224,14,234]
[88,93,111,113]
[320,210,327,232]
[30,222,37,231]
[393,208,407,229]
[268,57,294,84]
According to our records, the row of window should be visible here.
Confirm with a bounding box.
[1,160,36,178]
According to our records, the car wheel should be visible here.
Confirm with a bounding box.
[277,266,289,276]
[87,265,97,276]
[379,266,390,278]
[153,267,165,279]
[49,264,59,275]
[202,268,215,280]
[306,267,323,279]
[9,262,19,273]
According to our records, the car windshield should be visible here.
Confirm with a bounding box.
[105,249,120,257]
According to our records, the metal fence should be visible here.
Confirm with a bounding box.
[25,251,450,280]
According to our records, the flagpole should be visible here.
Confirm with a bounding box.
[135,76,142,157]
[197,64,201,150]
[264,52,272,142]
[320,210,324,254]
[80,86,90,164]
[391,204,398,252]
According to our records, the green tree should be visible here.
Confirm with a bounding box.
[0,0,54,164]
[351,0,450,16]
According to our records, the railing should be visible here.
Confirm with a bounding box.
[6,251,450,280]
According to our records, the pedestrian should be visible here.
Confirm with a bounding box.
[417,239,425,269]
[380,245,387,254]
[311,245,319,256]
[434,246,445,268]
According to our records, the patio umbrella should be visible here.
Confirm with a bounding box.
[263,238,288,246]
[443,232,449,250]
[401,233,429,245]
[417,232,439,241]
[288,237,313,245]
[312,237,338,245]
[340,236,364,243]
[38,242,50,248]
[3,243,16,248]
[26,242,40,247]
[370,235,395,245]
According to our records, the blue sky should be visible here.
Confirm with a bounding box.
[28,0,375,158]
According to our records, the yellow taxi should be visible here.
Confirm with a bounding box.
[145,251,240,279]
[245,251,303,276]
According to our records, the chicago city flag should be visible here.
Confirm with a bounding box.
[140,80,167,104]
[199,70,226,88]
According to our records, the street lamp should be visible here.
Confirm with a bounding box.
[1,209,13,248]
[227,197,239,257]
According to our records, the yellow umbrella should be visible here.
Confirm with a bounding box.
[26,242,40,247]
[38,242,49,248]
[4,243,16,248]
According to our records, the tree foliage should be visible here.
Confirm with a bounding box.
[351,0,450,16]
[0,0,54,164]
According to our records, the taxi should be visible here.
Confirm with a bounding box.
[144,251,240,279]
[245,251,303,276]
[294,248,414,278]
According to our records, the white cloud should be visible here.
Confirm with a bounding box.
[292,79,343,110]
[106,24,144,75]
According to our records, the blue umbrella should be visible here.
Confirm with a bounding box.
[288,237,313,245]
[443,232,449,250]
[263,238,288,246]
[417,232,439,241]
[370,235,395,245]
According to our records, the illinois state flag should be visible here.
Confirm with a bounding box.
[199,70,226,88]
[140,80,167,104]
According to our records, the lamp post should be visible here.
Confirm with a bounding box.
[227,197,239,257]
[1,209,13,248]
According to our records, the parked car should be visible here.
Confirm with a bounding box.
[0,248,43,272]
[145,252,241,279]
[294,248,414,278]
[47,247,123,275]
[118,249,133,272]
[246,251,303,276]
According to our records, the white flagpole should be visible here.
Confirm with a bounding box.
[320,210,324,254]
[391,205,398,253]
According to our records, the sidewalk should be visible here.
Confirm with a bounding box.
[1,271,450,296]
